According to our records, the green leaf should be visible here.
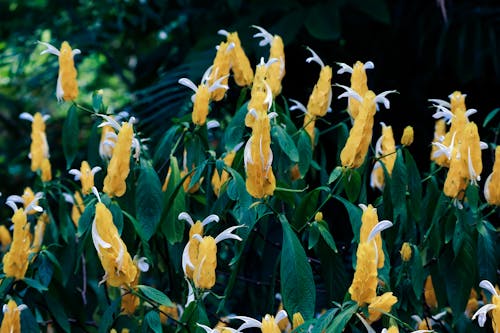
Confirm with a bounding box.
[317,221,338,253]
[153,125,180,166]
[477,220,497,282]
[311,308,339,333]
[305,3,341,40]
[109,201,124,234]
[349,0,391,24]
[0,277,14,299]
[98,298,121,333]
[161,156,186,244]
[135,160,163,241]
[20,307,39,333]
[405,149,422,221]
[77,201,96,236]
[342,169,361,202]
[280,215,316,319]
[308,223,320,250]
[409,245,424,298]
[390,150,408,223]
[62,104,79,169]
[272,125,299,162]
[298,130,313,176]
[328,302,359,333]
[144,310,162,333]
[137,285,174,307]
[224,101,248,150]
[23,277,48,292]
[92,90,104,113]
[46,293,71,332]
[328,166,343,185]
[293,187,326,230]
[188,159,208,189]
[334,195,362,242]
[483,107,500,127]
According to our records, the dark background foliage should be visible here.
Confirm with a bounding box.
[0,0,498,215]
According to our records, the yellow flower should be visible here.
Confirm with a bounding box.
[292,312,304,329]
[430,119,447,165]
[219,30,254,87]
[337,61,374,119]
[359,204,388,269]
[473,280,500,331]
[69,161,102,195]
[6,187,43,216]
[314,212,323,222]
[253,26,285,97]
[424,275,438,309]
[465,289,479,318]
[100,125,116,160]
[209,41,233,101]
[289,99,316,148]
[349,220,393,306]
[179,66,229,126]
[63,191,85,227]
[0,300,26,333]
[231,310,288,333]
[399,242,412,262]
[31,212,49,255]
[0,225,12,251]
[2,203,33,280]
[370,123,396,191]
[211,143,243,197]
[39,41,80,101]
[179,212,219,280]
[102,117,136,198]
[484,146,500,205]
[382,326,399,333]
[338,88,395,169]
[305,47,332,118]
[41,158,52,182]
[121,257,149,315]
[20,112,50,173]
[182,219,242,290]
[367,292,398,323]
[91,191,137,287]
[401,126,414,146]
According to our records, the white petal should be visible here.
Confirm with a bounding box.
[268,112,278,120]
[368,220,393,242]
[38,41,60,56]
[479,280,499,296]
[56,73,64,102]
[196,323,215,333]
[201,214,219,226]
[62,193,75,204]
[91,166,102,175]
[182,242,194,276]
[17,304,28,312]
[428,98,451,108]
[178,78,198,93]
[289,99,307,113]
[275,309,288,324]
[305,47,324,67]
[336,62,353,74]
[264,82,273,111]
[252,25,273,47]
[229,315,262,330]
[98,115,122,131]
[375,90,397,109]
[115,237,125,269]
[6,195,23,203]
[244,138,254,168]
[92,186,101,202]
[355,313,376,333]
[91,219,111,254]
[178,212,194,226]
[336,84,362,102]
[363,61,375,70]
[2,304,8,314]
[480,141,488,150]
[69,169,82,180]
[472,303,497,326]
[217,29,229,36]
[467,147,479,184]
[208,74,230,93]
[19,112,34,122]
[214,225,245,243]
[358,203,368,211]
[5,200,19,213]
[484,173,492,202]
[136,257,150,272]
[206,120,220,130]
[232,141,245,153]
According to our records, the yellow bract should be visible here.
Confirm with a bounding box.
[0,300,21,333]
[2,209,31,280]
[485,147,500,205]
[261,314,281,333]
[401,126,414,146]
[225,31,254,87]
[58,41,79,101]
[103,122,134,198]
[193,236,217,289]
[399,242,412,262]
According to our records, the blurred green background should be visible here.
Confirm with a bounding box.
[1,0,499,204]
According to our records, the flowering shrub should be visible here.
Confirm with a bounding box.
[0,26,499,333]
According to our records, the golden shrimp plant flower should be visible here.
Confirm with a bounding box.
[38,41,80,101]
[208,41,234,101]
[472,280,500,331]
[179,212,219,279]
[337,61,374,119]
[179,66,229,126]
[30,212,49,255]
[401,126,414,146]
[20,112,50,173]
[484,146,500,205]
[69,161,102,195]
[305,47,333,118]
[91,188,137,287]
[182,222,243,290]
[0,225,12,251]
[252,25,285,97]
[218,29,254,87]
[231,310,288,333]
[212,142,244,197]
[337,86,396,169]
[0,300,27,333]
[121,256,149,315]
[100,115,140,198]
[63,191,85,227]
[6,187,43,216]
[2,197,42,280]
[370,123,396,191]
[359,204,391,269]
[349,220,393,306]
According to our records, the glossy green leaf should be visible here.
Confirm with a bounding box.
[483,107,500,127]
[161,156,186,244]
[305,3,341,40]
[334,195,362,242]
[342,169,361,202]
[62,104,80,169]
[272,125,299,162]
[328,302,359,333]
[137,285,174,307]
[144,310,162,333]
[328,166,343,185]
[280,215,316,319]
[46,293,70,332]
[477,220,497,282]
[135,160,163,241]
[298,129,313,176]
[317,220,338,253]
